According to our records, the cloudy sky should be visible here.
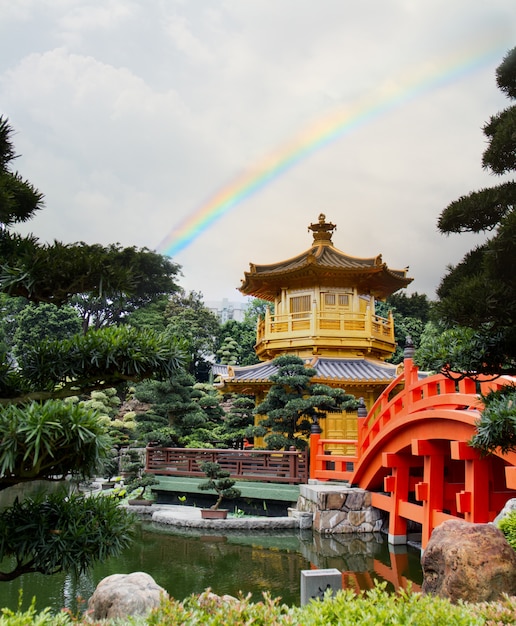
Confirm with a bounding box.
[1,1,515,304]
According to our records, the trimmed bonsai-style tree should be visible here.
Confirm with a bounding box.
[127,473,160,504]
[198,461,241,511]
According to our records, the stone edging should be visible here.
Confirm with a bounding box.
[125,504,313,530]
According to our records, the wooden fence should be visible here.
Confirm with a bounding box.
[146,447,309,484]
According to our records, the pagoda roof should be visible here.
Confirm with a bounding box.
[214,357,400,386]
[239,214,412,300]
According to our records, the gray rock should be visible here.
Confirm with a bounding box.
[87,571,168,620]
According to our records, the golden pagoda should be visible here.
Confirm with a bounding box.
[214,214,413,442]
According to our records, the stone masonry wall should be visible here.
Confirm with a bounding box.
[296,485,383,534]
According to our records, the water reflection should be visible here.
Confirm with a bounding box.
[0,524,422,613]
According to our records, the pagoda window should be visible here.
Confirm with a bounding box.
[289,294,311,318]
[321,291,351,310]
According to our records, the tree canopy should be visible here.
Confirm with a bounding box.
[164,290,220,380]
[0,117,180,321]
[254,355,358,450]
[427,47,516,377]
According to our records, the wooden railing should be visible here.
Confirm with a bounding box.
[146,447,309,484]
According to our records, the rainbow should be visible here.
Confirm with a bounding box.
[157,39,511,258]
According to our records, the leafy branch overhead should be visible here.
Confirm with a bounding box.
[0,325,187,404]
[0,493,134,581]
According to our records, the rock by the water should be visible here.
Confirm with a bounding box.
[87,571,168,620]
[422,519,516,603]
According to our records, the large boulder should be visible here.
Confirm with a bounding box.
[87,571,168,620]
[422,519,516,603]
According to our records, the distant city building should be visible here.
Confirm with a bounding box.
[206,298,248,323]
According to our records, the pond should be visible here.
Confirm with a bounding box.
[0,523,423,613]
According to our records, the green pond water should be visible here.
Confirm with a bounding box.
[0,523,423,613]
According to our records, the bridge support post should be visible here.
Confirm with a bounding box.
[309,432,321,480]
[412,440,449,548]
[382,452,410,545]
[451,441,491,523]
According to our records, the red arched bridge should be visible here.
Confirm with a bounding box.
[310,356,516,548]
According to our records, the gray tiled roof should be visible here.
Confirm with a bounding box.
[214,357,399,384]
[315,357,397,381]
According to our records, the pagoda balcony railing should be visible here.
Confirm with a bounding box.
[256,309,394,345]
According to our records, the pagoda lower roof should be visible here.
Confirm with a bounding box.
[213,357,401,386]
[239,242,412,300]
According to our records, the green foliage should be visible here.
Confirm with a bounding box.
[216,335,241,365]
[498,509,516,551]
[164,290,220,380]
[213,298,273,368]
[0,116,44,227]
[3,583,516,624]
[4,326,187,402]
[0,233,180,315]
[0,600,75,626]
[376,297,428,365]
[218,395,256,447]
[434,47,516,377]
[134,374,225,448]
[386,292,432,323]
[415,322,513,378]
[127,473,159,500]
[192,383,225,424]
[215,318,259,367]
[12,303,82,361]
[198,461,241,509]
[71,251,180,331]
[145,584,483,626]
[0,295,30,355]
[243,297,273,325]
[470,385,516,454]
[124,295,170,333]
[0,491,135,581]
[101,448,120,481]
[0,400,111,484]
[254,355,357,450]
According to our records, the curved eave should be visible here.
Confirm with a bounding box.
[213,357,420,388]
[239,243,412,300]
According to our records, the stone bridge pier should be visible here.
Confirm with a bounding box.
[296,483,383,534]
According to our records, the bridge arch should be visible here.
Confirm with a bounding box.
[311,358,516,547]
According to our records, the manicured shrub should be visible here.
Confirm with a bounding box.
[3,583,516,624]
[146,584,483,626]
[498,510,516,551]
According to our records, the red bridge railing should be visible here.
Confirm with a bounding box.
[146,447,309,484]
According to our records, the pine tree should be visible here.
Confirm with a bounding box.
[428,47,516,377]
[254,355,357,450]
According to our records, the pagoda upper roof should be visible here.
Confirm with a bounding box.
[239,214,412,301]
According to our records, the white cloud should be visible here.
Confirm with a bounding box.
[0,0,515,303]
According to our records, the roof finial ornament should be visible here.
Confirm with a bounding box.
[308,213,336,244]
